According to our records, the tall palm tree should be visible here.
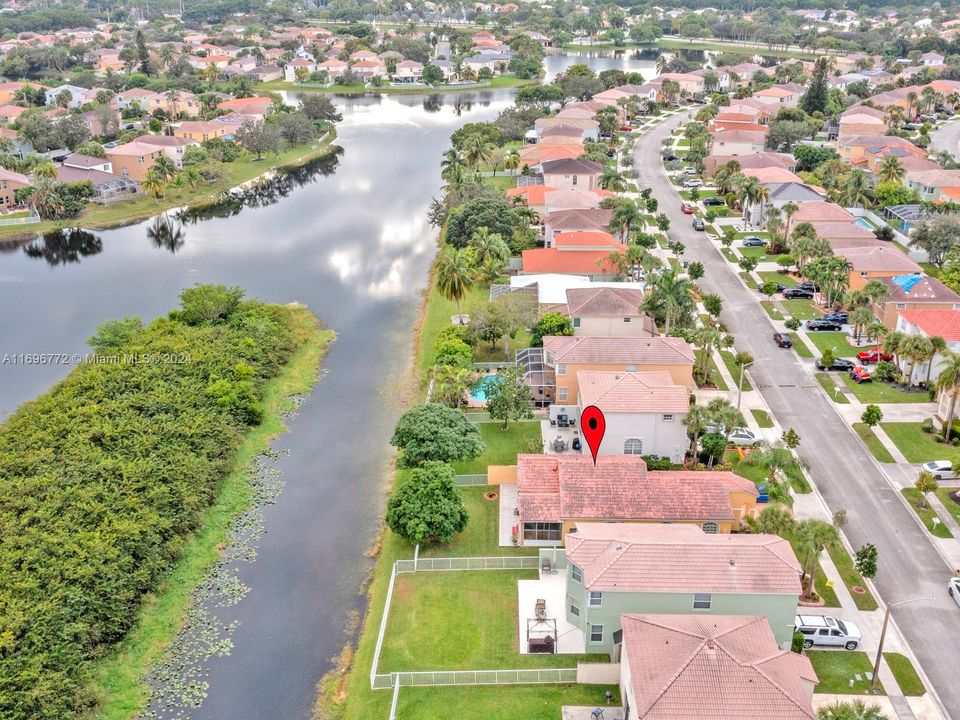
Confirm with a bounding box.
[463,134,493,168]
[440,148,466,184]
[607,199,640,242]
[923,336,946,387]
[796,518,839,599]
[504,149,520,175]
[849,306,875,342]
[878,156,905,185]
[900,335,932,387]
[840,169,871,208]
[469,227,508,266]
[153,154,177,183]
[936,351,960,441]
[655,54,667,74]
[683,403,711,457]
[866,321,887,346]
[692,325,723,381]
[640,269,693,335]
[906,91,918,119]
[782,200,799,241]
[140,170,166,204]
[599,166,627,192]
[434,246,474,323]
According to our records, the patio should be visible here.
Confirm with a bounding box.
[561,707,625,720]
[517,570,586,655]
[498,483,519,547]
[540,419,585,456]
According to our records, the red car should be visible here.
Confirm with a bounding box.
[680,202,695,214]
[619,125,633,132]
[850,366,873,383]
[856,348,893,364]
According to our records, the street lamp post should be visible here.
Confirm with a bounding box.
[737,360,754,412]
[870,596,933,691]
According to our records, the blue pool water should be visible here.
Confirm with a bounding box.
[855,218,874,231]
[471,375,503,402]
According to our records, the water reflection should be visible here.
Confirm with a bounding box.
[23,228,103,266]
[147,213,186,253]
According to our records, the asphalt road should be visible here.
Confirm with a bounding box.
[635,113,960,718]
[931,118,960,159]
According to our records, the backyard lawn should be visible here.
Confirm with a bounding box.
[816,373,849,404]
[804,331,860,358]
[842,377,932,404]
[781,299,818,321]
[751,409,774,428]
[853,423,894,463]
[386,685,621,720]
[379,571,608,671]
[452,422,542,474]
[806,651,882,694]
[901,488,954,538]
[826,544,878,611]
[884,653,925,696]
[881,422,960,463]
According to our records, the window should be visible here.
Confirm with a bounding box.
[624,438,643,455]
[558,388,568,401]
[571,564,583,584]
[572,317,580,328]
[588,591,602,607]
[693,593,712,609]
[663,414,674,422]
[818,629,830,637]
[623,317,631,323]
[896,303,906,310]
[860,271,868,277]
[569,599,580,617]
[556,363,566,375]
[523,522,561,542]
[572,175,578,185]
[625,364,636,372]
[590,625,603,643]
[702,522,719,534]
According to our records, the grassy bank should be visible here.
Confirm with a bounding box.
[87,307,335,720]
[0,133,338,239]
[562,38,821,59]
[256,75,538,95]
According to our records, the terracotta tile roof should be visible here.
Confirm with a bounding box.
[577,370,689,413]
[880,275,960,303]
[521,247,622,274]
[741,166,802,184]
[566,286,645,316]
[842,104,886,120]
[906,169,960,188]
[516,455,755,523]
[705,152,794,176]
[0,166,29,184]
[791,202,855,223]
[565,523,802,594]
[541,125,585,138]
[546,208,612,232]
[518,145,583,164]
[543,187,607,211]
[900,309,960,340]
[835,245,921,273]
[553,230,620,248]
[621,614,817,719]
[543,335,695,365]
[507,185,558,206]
[712,128,767,144]
[535,116,599,131]
[808,221,876,242]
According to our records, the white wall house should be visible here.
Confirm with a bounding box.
[896,310,960,419]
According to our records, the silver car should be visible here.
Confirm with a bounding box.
[948,577,960,608]
[923,460,955,480]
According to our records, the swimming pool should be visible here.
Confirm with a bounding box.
[855,218,875,231]
[470,375,503,402]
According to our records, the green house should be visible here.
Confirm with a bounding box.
[542,523,802,654]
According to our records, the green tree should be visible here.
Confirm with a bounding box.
[703,293,723,317]
[485,365,533,429]
[435,246,474,322]
[87,316,143,352]
[800,57,829,115]
[530,311,573,346]
[860,404,883,427]
[178,284,244,325]
[390,403,485,467]
[915,469,938,509]
[796,518,839,598]
[687,261,704,280]
[434,339,473,368]
[135,29,151,74]
[385,461,469,545]
[936,351,960,441]
[854,543,878,580]
[236,119,281,160]
[746,505,796,536]
[641,269,694,334]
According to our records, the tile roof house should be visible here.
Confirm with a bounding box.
[896,310,960,402]
[521,231,625,276]
[507,184,559,217]
[543,187,611,216]
[790,202,856,224]
[540,157,603,191]
[565,287,653,337]
[839,134,920,166]
[217,96,274,118]
[534,116,599,142]
[704,152,795,177]
[807,221,878,249]
[835,245,922,289]
[0,166,30,206]
[906,169,960,201]
[558,523,803,651]
[510,455,758,545]
[839,105,888,139]
[545,208,613,245]
[875,275,960,329]
[709,128,767,156]
[542,335,695,404]
[517,143,583,167]
[619,614,817,719]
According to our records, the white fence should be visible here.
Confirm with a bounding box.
[396,556,539,573]
[373,667,577,690]
[0,213,40,227]
[454,473,488,486]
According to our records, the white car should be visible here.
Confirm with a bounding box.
[948,577,960,608]
[922,460,955,480]
[703,426,759,447]
[795,615,862,650]
[682,178,703,188]
[683,167,698,175]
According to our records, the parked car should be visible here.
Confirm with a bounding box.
[742,236,767,247]
[806,319,842,331]
[923,460,955,480]
[948,577,960,607]
[663,153,678,161]
[796,281,819,292]
[692,217,705,231]
[857,348,893,364]
[782,288,814,299]
[816,357,855,371]
[619,125,633,132]
[849,366,872,383]
[795,615,862,650]
[683,167,698,175]
[773,332,793,348]
[682,178,703,188]
[727,428,759,446]
[822,311,849,324]
[702,197,725,206]
[680,202,695,214]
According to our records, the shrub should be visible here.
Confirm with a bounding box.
[641,455,673,470]
[785,318,801,331]
[385,461,469,545]
[434,339,473,368]
[873,360,897,382]
[921,417,935,434]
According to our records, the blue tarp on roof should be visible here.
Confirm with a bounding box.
[892,274,923,293]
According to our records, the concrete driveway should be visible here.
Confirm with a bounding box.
[634,113,960,717]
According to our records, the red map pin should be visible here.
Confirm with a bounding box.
[580,405,606,465]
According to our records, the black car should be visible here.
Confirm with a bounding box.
[663,153,679,161]
[773,332,793,348]
[783,288,814,299]
[692,217,705,231]
[796,281,819,292]
[702,197,726,206]
[816,357,855,371]
[806,319,842,331]
[822,311,848,324]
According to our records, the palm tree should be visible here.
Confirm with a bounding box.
[432,365,477,408]
[463,134,493,168]
[906,91,918,119]
[816,699,887,720]
[504,149,520,175]
[440,148,466,185]
[781,200,799,243]
[795,518,839,599]
[746,505,796,535]
[692,326,723,382]
[866,321,887,346]
[32,160,57,180]
[153,154,177,183]
[607,199,640,243]
[713,160,741,196]
[883,330,907,367]
[936,351,960,441]
[141,170,166,204]
[655,54,667,74]
[900,335,932,387]
[599,167,627,192]
[640,269,693,335]
[878,155,905,185]
[840,169,871,208]
[924,336,947,386]
[434,246,474,323]
[849,306,875,342]
[469,227,508,266]
[683,404,711,456]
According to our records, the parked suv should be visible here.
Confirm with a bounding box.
[795,615,862,650]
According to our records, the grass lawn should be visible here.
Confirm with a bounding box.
[452,422,542,474]
[805,331,860,358]
[735,230,770,239]
[815,372,848,404]
[482,174,516,191]
[760,301,784,321]
[720,350,751,391]
[853,423,895,463]
[901,488,954,538]
[884,653,925,696]
[379,571,607,671]
[842,377,931,404]
[759,271,796,287]
[751,409,774,428]
[807,651,882,694]
[738,245,769,260]
[725,450,811,494]
[789,336,812,359]
[781,299,818,320]
[881,422,959,463]
[721,247,737,263]
[701,358,728,391]
[936,487,960,525]
[826,544,878,611]
[739,272,758,290]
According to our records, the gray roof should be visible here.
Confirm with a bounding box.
[767,182,825,202]
[540,158,603,175]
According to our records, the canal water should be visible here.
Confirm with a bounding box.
[0,51,678,720]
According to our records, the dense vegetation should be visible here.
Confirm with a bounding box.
[0,285,308,720]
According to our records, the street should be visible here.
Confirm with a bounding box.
[931,118,960,158]
[634,113,960,718]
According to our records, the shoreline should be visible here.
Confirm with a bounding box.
[562,38,823,59]
[0,132,340,241]
[257,75,539,96]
